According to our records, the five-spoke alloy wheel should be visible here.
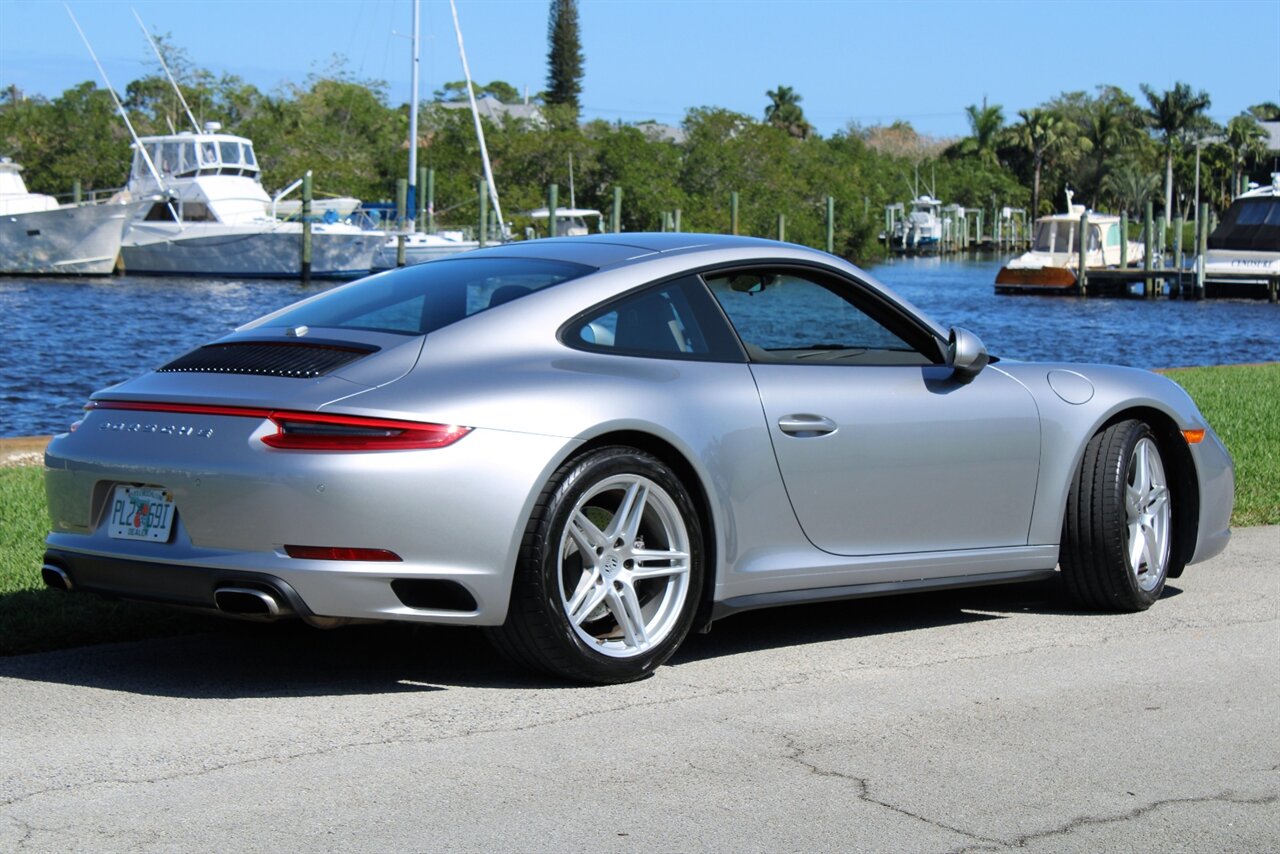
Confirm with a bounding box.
[490,447,704,683]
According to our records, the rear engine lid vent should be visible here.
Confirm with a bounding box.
[159,341,377,379]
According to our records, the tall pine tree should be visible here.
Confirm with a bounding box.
[545,0,583,126]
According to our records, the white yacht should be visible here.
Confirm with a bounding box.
[121,126,381,278]
[1203,173,1280,286]
[371,229,480,271]
[891,195,943,252]
[0,158,148,275]
[996,190,1144,292]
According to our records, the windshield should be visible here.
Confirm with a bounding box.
[263,257,594,336]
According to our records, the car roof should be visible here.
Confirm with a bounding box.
[454,233,799,270]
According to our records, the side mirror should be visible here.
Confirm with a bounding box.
[948,327,989,384]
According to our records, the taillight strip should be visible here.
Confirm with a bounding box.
[88,400,471,451]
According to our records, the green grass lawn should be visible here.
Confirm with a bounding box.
[1,362,1276,656]
[1159,362,1280,527]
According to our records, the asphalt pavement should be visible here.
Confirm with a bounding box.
[2,525,1277,852]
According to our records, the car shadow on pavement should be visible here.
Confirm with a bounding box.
[0,577,1180,698]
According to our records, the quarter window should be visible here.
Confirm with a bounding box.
[568,276,742,361]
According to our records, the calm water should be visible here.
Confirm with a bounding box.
[2,255,1277,437]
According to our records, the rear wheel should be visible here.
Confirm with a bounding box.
[1061,420,1173,611]
[488,447,703,684]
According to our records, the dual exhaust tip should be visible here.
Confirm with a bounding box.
[41,562,288,619]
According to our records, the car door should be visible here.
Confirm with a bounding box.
[704,267,1041,558]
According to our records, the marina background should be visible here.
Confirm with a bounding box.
[3,254,1278,438]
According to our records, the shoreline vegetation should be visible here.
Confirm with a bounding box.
[1,362,1276,657]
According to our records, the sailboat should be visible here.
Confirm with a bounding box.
[372,0,503,269]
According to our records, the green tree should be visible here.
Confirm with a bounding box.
[545,0,583,126]
[764,85,812,140]
[1102,161,1160,217]
[1222,114,1269,196]
[1141,81,1212,227]
[432,80,523,104]
[1246,102,1280,121]
[0,82,131,193]
[959,98,1004,166]
[1010,108,1067,217]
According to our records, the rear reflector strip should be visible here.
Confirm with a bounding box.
[88,401,471,451]
[285,546,402,562]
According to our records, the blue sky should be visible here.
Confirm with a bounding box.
[2,0,1277,138]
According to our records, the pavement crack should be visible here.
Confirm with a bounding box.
[950,791,1280,853]
[779,734,1005,847]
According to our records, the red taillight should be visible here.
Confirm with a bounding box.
[88,401,471,452]
[284,545,402,562]
[262,412,471,451]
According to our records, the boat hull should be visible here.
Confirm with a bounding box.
[995,265,1077,292]
[121,223,381,278]
[0,201,142,275]
[370,235,479,270]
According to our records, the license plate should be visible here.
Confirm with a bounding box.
[107,485,176,542]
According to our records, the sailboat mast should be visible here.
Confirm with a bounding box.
[449,0,508,240]
[407,0,420,232]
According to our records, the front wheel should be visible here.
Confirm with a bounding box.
[1061,419,1174,611]
[488,447,704,684]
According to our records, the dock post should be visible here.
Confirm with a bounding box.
[395,178,408,267]
[731,191,740,235]
[417,168,427,232]
[1171,215,1183,298]
[478,179,489,247]
[426,168,436,233]
[1196,202,1208,299]
[1077,210,1089,297]
[1143,201,1154,299]
[547,183,558,238]
[72,179,82,205]
[1120,212,1129,269]
[611,186,622,233]
[300,170,312,285]
[777,213,786,242]
[825,196,835,254]
[976,209,984,247]
[674,207,682,232]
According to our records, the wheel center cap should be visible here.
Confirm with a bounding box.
[602,553,622,576]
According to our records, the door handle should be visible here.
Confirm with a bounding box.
[778,414,838,437]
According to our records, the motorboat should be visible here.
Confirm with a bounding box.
[890,195,943,252]
[120,126,381,278]
[526,207,604,237]
[0,158,149,275]
[1202,173,1280,287]
[996,189,1144,292]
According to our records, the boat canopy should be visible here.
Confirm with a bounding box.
[1209,197,1280,252]
[130,132,260,182]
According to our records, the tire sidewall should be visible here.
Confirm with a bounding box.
[1107,421,1169,608]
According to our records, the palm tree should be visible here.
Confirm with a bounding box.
[962,98,1004,166]
[1011,108,1066,217]
[1102,162,1161,217]
[764,85,812,140]
[1223,114,1269,196]
[1141,82,1212,228]
[1077,88,1145,207]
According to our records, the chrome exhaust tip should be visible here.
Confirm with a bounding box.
[41,564,73,592]
[214,586,283,617]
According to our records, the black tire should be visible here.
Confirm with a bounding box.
[1061,419,1174,611]
[487,446,704,684]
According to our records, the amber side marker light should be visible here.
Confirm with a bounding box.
[1182,429,1206,444]
[284,546,402,562]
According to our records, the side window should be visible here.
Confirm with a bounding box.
[568,275,742,361]
[704,269,937,366]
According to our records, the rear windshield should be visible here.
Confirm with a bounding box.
[263,257,593,335]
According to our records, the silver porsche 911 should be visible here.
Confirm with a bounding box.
[42,234,1234,683]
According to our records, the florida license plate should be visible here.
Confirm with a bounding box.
[107,485,176,542]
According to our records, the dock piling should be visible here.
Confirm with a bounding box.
[1172,215,1183,298]
[547,183,558,239]
[1077,210,1089,296]
[611,186,622,233]
[479,179,489,247]
[1196,202,1208,299]
[426,168,435,233]
[300,170,312,285]
[395,178,407,267]
[417,168,427,233]
[730,191,740,236]
[1143,201,1154,299]
[777,213,786,242]
[825,196,834,254]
